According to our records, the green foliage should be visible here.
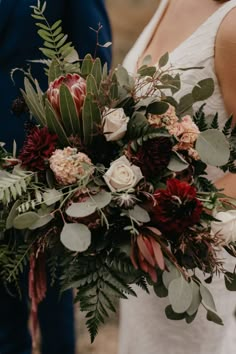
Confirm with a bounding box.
[177,79,214,117]
[127,112,170,152]
[30,1,76,77]
[222,115,233,136]
[61,251,139,342]
[21,78,46,127]
[210,113,219,129]
[0,169,34,205]
[193,104,208,131]
[0,236,31,285]
[194,176,217,193]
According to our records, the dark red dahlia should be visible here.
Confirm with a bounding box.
[133,137,173,178]
[152,178,202,238]
[19,126,58,171]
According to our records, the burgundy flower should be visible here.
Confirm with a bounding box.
[47,73,86,117]
[152,178,202,237]
[132,137,173,178]
[131,232,165,282]
[19,126,58,171]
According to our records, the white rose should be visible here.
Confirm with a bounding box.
[103,108,129,141]
[211,210,236,244]
[104,156,143,192]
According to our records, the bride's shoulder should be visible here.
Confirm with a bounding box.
[216,7,236,49]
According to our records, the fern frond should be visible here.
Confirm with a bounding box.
[31,1,77,77]
[222,115,233,136]
[193,104,208,131]
[210,113,219,129]
[194,176,217,192]
[61,252,137,342]
[0,169,34,205]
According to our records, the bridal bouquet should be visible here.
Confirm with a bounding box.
[0,1,236,341]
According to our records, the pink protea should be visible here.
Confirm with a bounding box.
[49,147,93,185]
[47,73,86,118]
[131,232,165,282]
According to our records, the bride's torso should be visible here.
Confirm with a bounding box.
[119,3,236,354]
[123,0,236,181]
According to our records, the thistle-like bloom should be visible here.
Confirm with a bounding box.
[49,147,93,185]
[131,232,165,282]
[152,178,202,238]
[47,73,86,117]
[19,126,58,171]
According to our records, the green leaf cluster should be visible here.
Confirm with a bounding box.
[61,250,140,342]
[155,262,224,325]
[0,169,33,205]
[31,1,76,78]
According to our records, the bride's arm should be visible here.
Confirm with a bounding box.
[214,8,236,197]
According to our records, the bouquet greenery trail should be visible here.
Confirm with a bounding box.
[0,1,236,342]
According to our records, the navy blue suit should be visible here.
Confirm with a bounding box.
[0,0,112,151]
[0,1,112,353]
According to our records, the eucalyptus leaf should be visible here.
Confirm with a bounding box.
[137,66,156,77]
[176,93,194,116]
[6,200,21,229]
[159,52,169,68]
[60,223,91,252]
[192,78,214,102]
[206,309,224,326]
[147,101,169,115]
[224,271,236,291]
[115,66,130,88]
[200,283,216,312]
[162,263,180,289]
[129,205,150,223]
[141,54,152,66]
[187,281,201,316]
[168,276,193,313]
[13,212,40,229]
[29,214,53,230]
[66,190,112,218]
[165,305,186,320]
[196,129,230,166]
[66,202,96,218]
[167,151,189,172]
[43,189,62,206]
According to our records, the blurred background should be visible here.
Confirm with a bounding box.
[78,0,158,353]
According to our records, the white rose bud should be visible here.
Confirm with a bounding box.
[103,108,129,141]
[104,156,143,192]
[211,210,236,244]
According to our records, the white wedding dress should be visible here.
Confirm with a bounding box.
[118,1,236,354]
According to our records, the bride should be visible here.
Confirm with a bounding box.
[118,1,236,353]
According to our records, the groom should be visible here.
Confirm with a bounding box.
[0,1,112,353]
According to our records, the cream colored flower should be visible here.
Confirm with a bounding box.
[148,104,178,129]
[104,156,143,192]
[49,147,93,185]
[211,210,236,244]
[103,108,129,141]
